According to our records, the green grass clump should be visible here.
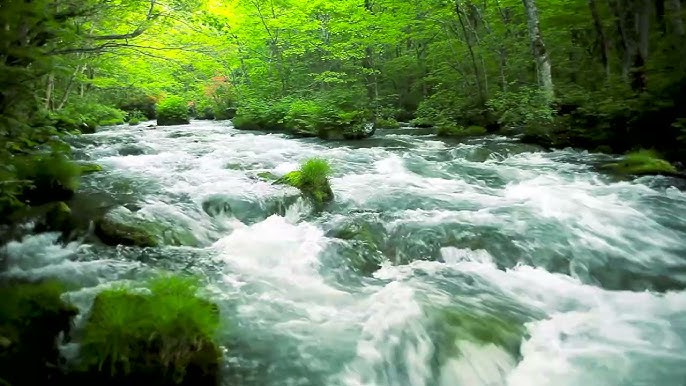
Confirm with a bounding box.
[280,158,334,203]
[78,275,221,384]
[156,96,190,126]
[0,280,77,385]
[603,149,677,176]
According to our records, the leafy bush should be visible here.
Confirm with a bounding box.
[280,158,334,203]
[156,96,190,126]
[412,91,487,128]
[234,97,372,139]
[126,110,147,125]
[77,275,221,384]
[375,117,401,129]
[51,101,126,133]
[487,87,554,128]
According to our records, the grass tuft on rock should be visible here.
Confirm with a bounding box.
[603,149,678,176]
[278,158,333,203]
[77,275,221,385]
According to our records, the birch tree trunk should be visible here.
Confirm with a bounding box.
[665,0,685,36]
[522,0,554,101]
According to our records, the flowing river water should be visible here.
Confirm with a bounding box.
[4,120,686,385]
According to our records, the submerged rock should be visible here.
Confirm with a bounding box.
[94,207,200,248]
[73,276,221,386]
[0,279,78,385]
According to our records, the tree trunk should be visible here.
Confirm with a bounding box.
[589,0,611,77]
[456,1,485,103]
[45,73,54,110]
[522,0,554,101]
[665,0,685,36]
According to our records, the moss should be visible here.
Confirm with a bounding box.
[433,307,526,359]
[602,149,678,176]
[76,275,221,385]
[276,158,334,204]
[0,279,78,385]
[94,208,200,247]
[79,162,103,175]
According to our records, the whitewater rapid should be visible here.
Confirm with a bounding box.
[3,120,686,385]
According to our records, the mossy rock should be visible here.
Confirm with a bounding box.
[79,162,103,175]
[74,276,221,386]
[433,307,526,359]
[602,149,679,176]
[277,170,334,204]
[94,207,200,247]
[0,279,78,385]
[437,124,487,138]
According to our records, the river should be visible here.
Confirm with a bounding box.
[4,120,686,385]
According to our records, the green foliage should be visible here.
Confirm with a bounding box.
[78,275,220,383]
[375,117,401,129]
[487,87,554,128]
[0,279,78,385]
[53,101,126,132]
[12,152,81,206]
[602,149,678,176]
[126,110,147,125]
[157,96,190,126]
[279,158,334,203]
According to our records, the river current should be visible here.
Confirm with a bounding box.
[4,120,686,385]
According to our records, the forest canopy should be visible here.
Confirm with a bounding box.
[1,0,685,158]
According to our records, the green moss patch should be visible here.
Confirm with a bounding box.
[94,207,200,248]
[602,149,678,176]
[0,280,77,385]
[76,275,221,385]
[276,158,334,204]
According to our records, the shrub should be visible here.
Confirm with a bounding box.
[156,96,190,126]
[0,279,78,385]
[487,87,554,128]
[51,101,126,133]
[77,275,221,385]
[375,117,401,129]
[279,158,333,203]
[126,110,147,125]
[13,152,81,205]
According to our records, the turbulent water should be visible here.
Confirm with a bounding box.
[4,120,686,385]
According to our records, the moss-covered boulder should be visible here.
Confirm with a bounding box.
[437,124,487,138]
[276,158,334,204]
[74,276,221,386]
[601,149,680,176]
[0,280,78,385]
[430,307,527,369]
[94,207,200,247]
[78,162,103,175]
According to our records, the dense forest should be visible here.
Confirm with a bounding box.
[1,0,686,385]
